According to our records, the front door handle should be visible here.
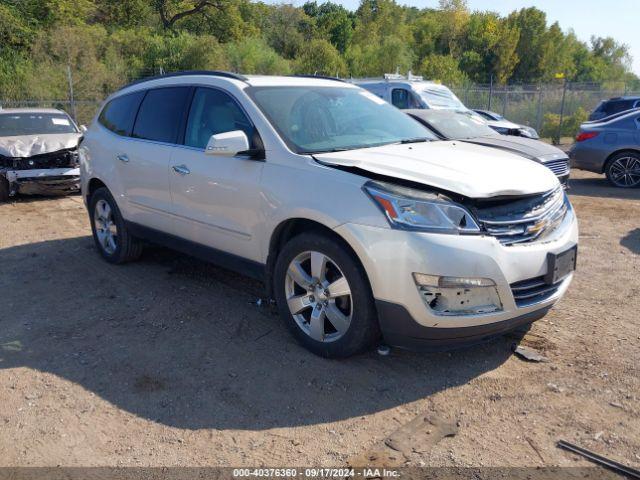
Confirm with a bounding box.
[172,164,190,175]
[116,154,129,163]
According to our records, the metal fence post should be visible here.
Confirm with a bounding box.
[488,75,493,111]
[66,64,77,122]
[557,79,568,145]
[502,86,508,117]
[535,84,543,133]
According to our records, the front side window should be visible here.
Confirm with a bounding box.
[98,91,144,136]
[0,112,78,137]
[248,86,435,154]
[132,87,190,144]
[184,88,255,149]
[391,88,421,109]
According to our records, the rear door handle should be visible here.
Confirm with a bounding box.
[116,154,129,163]
[172,164,190,175]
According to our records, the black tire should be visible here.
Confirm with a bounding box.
[273,232,380,358]
[0,176,10,202]
[605,151,640,188]
[89,187,142,263]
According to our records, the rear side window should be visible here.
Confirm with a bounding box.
[98,91,144,136]
[184,88,255,150]
[605,99,636,115]
[132,87,190,144]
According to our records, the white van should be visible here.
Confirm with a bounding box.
[352,73,467,110]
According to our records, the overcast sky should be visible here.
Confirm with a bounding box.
[264,0,640,76]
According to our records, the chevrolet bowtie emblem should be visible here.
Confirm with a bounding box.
[526,219,547,235]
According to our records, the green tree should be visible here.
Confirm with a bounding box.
[418,54,467,85]
[508,7,548,82]
[303,2,354,53]
[294,38,346,76]
[226,37,290,74]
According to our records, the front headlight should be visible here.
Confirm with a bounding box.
[363,181,480,234]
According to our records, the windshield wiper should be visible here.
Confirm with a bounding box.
[399,137,431,144]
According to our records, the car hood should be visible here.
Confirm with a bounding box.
[463,135,568,163]
[486,119,521,129]
[0,133,82,158]
[314,141,559,198]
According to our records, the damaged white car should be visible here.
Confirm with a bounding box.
[0,108,82,201]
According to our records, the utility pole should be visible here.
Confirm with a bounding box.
[66,64,77,122]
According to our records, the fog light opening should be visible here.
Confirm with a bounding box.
[414,273,503,316]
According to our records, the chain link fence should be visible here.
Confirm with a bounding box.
[2,75,638,144]
[454,82,640,143]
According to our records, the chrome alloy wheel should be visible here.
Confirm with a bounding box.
[284,251,353,343]
[94,199,118,255]
[609,156,640,187]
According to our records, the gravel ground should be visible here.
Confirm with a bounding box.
[0,169,638,469]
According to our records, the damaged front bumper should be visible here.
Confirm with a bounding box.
[3,167,80,196]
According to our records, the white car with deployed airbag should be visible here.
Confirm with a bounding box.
[80,72,578,357]
[0,108,82,201]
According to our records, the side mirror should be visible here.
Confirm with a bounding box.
[205,130,250,156]
[80,125,87,133]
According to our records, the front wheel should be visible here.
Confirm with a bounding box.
[605,152,640,188]
[273,232,379,358]
[89,187,142,263]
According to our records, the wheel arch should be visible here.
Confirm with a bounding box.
[603,148,640,173]
[265,217,372,301]
[86,177,108,203]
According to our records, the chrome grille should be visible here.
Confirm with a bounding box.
[511,276,561,307]
[475,187,569,246]
[544,158,570,177]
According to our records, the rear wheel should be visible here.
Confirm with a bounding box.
[273,232,379,358]
[0,176,10,202]
[605,152,640,188]
[89,187,142,263]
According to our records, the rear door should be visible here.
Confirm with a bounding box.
[118,86,191,232]
[168,86,265,261]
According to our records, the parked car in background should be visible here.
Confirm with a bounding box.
[352,73,539,139]
[570,108,640,187]
[80,71,577,358]
[0,108,83,201]
[588,96,640,121]
[473,109,539,139]
[406,109,570,185]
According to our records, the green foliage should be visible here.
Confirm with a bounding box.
[540,107,588,144]
[226,37,290,74]
[417,54,467,86]
[294,38,346,76]
[0,0,637,104]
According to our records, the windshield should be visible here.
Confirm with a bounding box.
[418,87,466,110]
[248,86,436,154]
[424,112,497,140]
[0,112,77,136]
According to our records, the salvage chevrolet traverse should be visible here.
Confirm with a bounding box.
[80,71,578,358]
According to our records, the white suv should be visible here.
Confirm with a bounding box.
[80,71,578,358]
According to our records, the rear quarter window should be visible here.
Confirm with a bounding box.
[98,91,145,136]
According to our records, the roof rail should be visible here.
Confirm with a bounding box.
[118,70,249,91]
[289,74,346,83]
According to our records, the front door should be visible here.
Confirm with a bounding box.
[168,87,265,262]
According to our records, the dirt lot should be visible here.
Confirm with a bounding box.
[0,169,639,469]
